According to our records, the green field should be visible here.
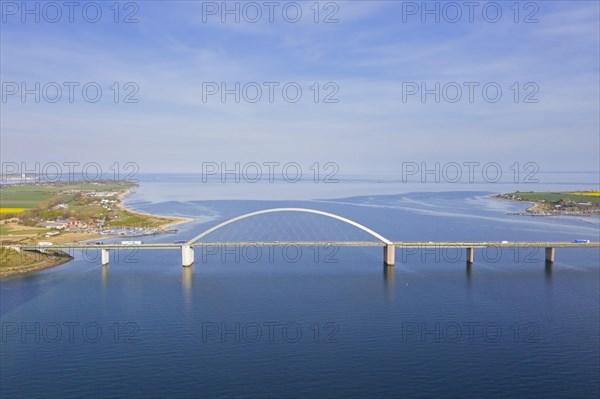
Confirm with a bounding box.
[106,210,172,228]
[0,190,54,208]
[2,228,49,235]
[502,191,600,205]
[0,181,135,210]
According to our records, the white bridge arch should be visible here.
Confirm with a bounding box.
[188,208,393,245]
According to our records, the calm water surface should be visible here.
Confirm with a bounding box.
[1,179,599,398]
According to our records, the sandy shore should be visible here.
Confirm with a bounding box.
[117,187,194,229]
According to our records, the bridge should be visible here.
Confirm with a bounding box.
[10,208,600,268]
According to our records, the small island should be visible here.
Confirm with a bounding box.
[493,191,600,216]
[0,180,191,277]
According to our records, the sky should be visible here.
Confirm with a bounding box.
[1,0,599,177]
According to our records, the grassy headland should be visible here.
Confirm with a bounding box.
[0,246,73,278]
[493,191,600,215]
[0,180,191,276]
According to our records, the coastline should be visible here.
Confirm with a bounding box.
[117,187,194,229]
[1,184,194,278]
[491,195,537,211]
[0,252,73,279]
[491,193,600,217]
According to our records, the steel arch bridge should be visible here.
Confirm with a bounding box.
[12,207,600,268]
[188,207,393,245]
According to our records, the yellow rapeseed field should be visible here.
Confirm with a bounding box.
[567,191,600,197]
[0,208,27,214]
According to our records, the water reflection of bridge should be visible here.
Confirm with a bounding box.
[13,208,600,268]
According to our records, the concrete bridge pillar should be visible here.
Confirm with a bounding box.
[545,247,555,263]
[182,245,195,267]
[101,249,110,266]
[384,244,395,266]
[466,247,474,264]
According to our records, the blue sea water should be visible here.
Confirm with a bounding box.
[1,176,599,398]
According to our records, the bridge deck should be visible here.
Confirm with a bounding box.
[6,206,597,267]
[11,241,600,250]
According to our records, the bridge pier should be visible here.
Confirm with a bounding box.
[545,247,555,263]
[101,249,110,266]
[384,244,395,266]
[466,247,474,264]
[182,245,195,267]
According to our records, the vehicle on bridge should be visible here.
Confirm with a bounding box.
[121,241,142,245]
[574,239,590,243]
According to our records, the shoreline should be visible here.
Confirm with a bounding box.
[1,184,194,278]
[0,252,73,279]
[491,195,600,217]
[117,187,194,229]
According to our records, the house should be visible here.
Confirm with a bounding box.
[43,220,68,229]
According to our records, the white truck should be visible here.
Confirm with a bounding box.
[121,241,142,245]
